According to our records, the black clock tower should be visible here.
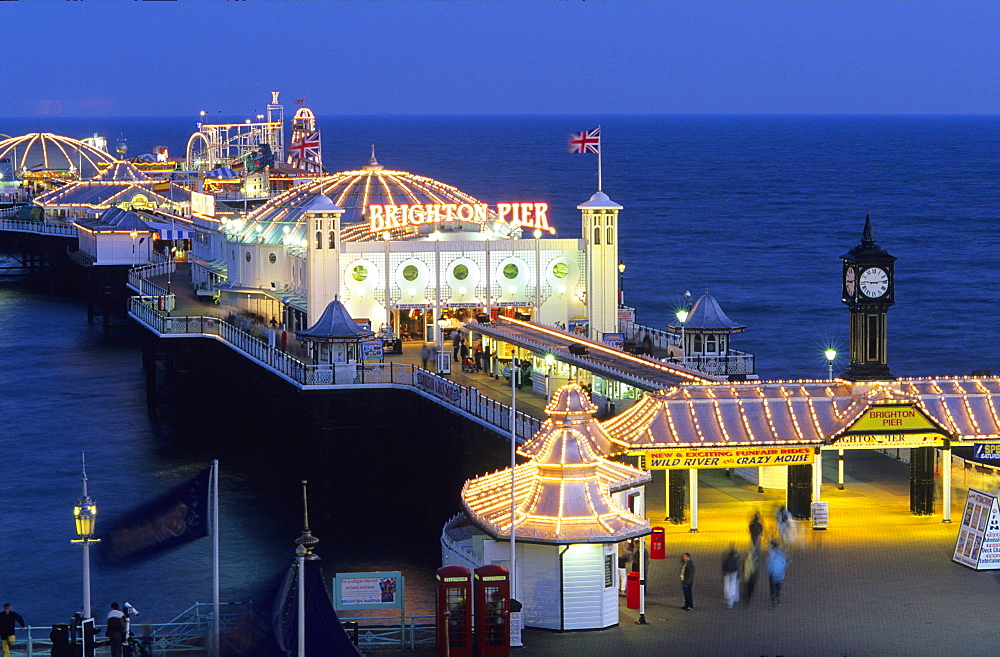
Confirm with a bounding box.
[840,213,896,381]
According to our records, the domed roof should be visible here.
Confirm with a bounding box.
[240,153,519,242]
[0,133,118,179]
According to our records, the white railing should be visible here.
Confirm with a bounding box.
[0,218,77,236]
[664,351,756,376]
[624,323,675,350]
[129,298,541,440]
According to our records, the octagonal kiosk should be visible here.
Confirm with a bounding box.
[295,297,375,384]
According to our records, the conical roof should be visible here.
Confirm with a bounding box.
[667,290,746,334]
[461,383,650,544]
[841,212,896,262]
[295,298,375,342]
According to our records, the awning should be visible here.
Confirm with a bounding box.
[145,221,193,240]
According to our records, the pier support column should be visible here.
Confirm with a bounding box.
[910,446,935,516]
[837,449,845,490]
[688,468,698,532]
[812,449,823,503]
[786,464,812,519]
[941,443,952,523]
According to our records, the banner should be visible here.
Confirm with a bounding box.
[334,571,405,611]
[100,467,211,563]
[639,446,814,470]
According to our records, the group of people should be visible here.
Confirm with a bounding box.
[0,602,144,657]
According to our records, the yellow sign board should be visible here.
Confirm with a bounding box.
[639,446,815,470]
[834,403,950,449]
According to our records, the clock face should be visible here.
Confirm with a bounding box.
[844,267,856,296]
[859,267,889,298]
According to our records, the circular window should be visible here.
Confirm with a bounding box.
[402,265,419,281]
[453,264,469,281]
[552,262,569,279]
[268,253,277,264]
[503,263,519,280]
[352,265,368,282]
[245,251,251,262]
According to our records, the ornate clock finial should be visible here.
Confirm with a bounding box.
[861,211,875,244]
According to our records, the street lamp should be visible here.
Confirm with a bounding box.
[436,317,448,375]
[544,353,555,399]
[675,290,692,361]
[129,230,138,268]
[824,348,837,381]
[167,246,177,316]
[71,453,100,634]
[618,262,625,307]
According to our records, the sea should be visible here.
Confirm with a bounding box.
[0,115,997,628]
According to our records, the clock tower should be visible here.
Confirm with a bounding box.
[840,213,896,381]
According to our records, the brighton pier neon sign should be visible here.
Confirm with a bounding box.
[367,202,553,234]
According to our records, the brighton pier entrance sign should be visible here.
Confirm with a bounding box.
[367,202,554,233]
[830,403,950,449]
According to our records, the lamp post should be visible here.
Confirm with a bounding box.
[825,348,844,489]
[72,452,100,656]
[534,228,542,320]
[167,246,177,316]
[618,262,625,307]
[824,348,837,381]
[675,290,692,362]
[544,353,555,400]
[129,230,138,268]
[436,317,448,375]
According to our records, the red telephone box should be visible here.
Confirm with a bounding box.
[436,566,473,657]
[650,526,666,559]
[473,564,510,657]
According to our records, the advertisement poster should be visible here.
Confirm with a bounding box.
[641,446,814,470]
[953,489,1000,570]
[568,317,589,337]
[602,333,624,350]
[334,571,405,610]
[361,338,383,361]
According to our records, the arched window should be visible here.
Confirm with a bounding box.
[328,231,336,249]
[593,227,601,245]
[315,231,323,249]
[706,335,717,353]
[606,227,614,244]
[693,334,703,353]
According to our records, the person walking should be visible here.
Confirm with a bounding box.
[619,541,635,596]
[680,553,695,610]
[743,546,760,604]
[767,540,788,607]
[0,604,25,657]
[474,339,484,372]
[452,329,462,362]
[722,545,740,609]
[749,511,764,553]
[420,343,432,369]
[106,603,126,657]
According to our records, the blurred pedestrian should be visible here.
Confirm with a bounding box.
[749,511,764,552]
[722,545,740,608]
[767,540,787,607]
[743,546,760,604]
[680,553,695,610]
[420,343,433,369]
[106,603,126,657]
[776,504,796,546]
[0,604,25,657]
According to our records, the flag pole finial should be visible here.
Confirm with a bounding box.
[295,479,319,560]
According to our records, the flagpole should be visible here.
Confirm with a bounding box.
[212,460,220,657]
[597,124,603,192]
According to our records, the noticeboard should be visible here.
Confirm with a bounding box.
[953,489,1000,570]
[334,571,405,611]
[811,501,829,530]
[973,444,1000,461]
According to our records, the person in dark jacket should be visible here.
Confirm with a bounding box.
[106,603,126,657]
[0,603,26,657]
[749,511,764,552]
[722,545,740,608]
[680,553,695,610]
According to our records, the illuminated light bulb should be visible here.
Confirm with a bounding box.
[408,288,416,296]
[509,286,517,294]
[458,287,466,295]
[558,285,567,293]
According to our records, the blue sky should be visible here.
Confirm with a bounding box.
[3,1,996,117]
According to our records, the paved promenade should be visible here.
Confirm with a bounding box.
[385,449,993,656]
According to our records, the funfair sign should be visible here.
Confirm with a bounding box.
[367,202,553,234]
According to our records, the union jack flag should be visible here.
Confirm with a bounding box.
[288,132,320,161]
[568,127,601,154]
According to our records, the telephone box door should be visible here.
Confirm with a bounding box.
[474,564,510,657]
[436,566,473,657]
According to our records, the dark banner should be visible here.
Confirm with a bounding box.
[99,467,211,564]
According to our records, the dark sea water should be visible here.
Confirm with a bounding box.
[1,115,997,626]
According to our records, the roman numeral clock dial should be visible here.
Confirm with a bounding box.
[859,267,888,298]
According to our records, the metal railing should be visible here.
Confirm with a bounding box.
[129,298,541,441]
[16,602,251,655]
[664,351,756,376]
[0,218,77,236]
[338,615,436,651]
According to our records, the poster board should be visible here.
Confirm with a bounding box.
[334,571,405,611]
[953,489,1000,570]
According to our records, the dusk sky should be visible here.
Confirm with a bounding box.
[3,1,996,117]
